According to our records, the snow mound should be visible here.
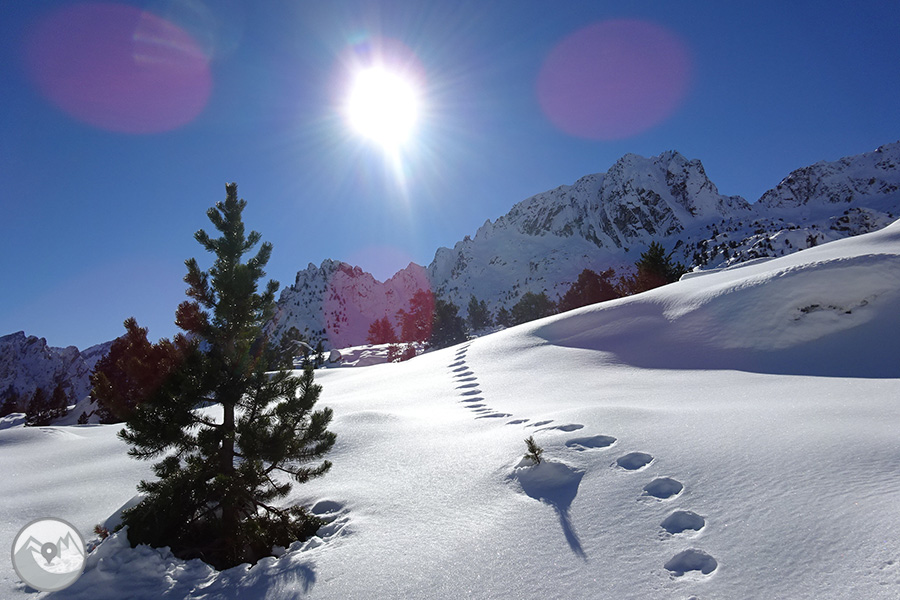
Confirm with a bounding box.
[0,412,26,430]
[536,219,900,377]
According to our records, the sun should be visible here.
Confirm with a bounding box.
[345,66,419,149]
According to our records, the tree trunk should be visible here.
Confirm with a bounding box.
[220,393,237,550]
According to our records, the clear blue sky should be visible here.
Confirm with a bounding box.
[2,0,899,350]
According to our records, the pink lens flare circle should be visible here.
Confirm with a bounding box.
[25,2,212,134]
[537,20,692,140]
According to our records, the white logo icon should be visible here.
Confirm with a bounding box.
[11,517,86,592]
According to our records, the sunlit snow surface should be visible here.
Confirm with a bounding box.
[2,223,900,598]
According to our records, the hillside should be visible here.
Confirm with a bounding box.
[2,220,898,599]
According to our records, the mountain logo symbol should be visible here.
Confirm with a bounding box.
[11,517,86,592]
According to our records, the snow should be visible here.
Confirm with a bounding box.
[2,222,900,598]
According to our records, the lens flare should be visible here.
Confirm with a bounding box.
[322,262,432,348]
[537,20,692,140]
[25,3,212,134]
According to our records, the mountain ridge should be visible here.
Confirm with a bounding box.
[269,142,900,347]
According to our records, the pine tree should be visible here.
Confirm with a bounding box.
[629,242,686,293]
[511,291,557,325]
[48,381,69,419]
[91,318,188,424]
[524,435,544,465]
[396,289,434,342]
[119,183,335,570]
[0,385,20,417]
[558,268,619,312]
[466,295,492,331]
[366,316,398,345]
[495,306,513,328]
[24,387,51,426]
[430,298,467,349]
[313,340,325,368]
[276,326,307,368]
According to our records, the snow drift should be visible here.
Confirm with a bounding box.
[537,219,900,377]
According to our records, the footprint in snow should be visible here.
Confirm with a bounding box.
[565,435,616,451]
[452,366,470,373]
[507,419,529,425]
[476,412,511,419]
[460,397,484,403]
[664,549,718,576]
[309,499,352,540]
[539,423,584,433]
[660,510,705,535]
[449,360,465,368]
[456,382,479,389]
[642,477,683,500]
[614,452,653,471]
[528,420,553,428]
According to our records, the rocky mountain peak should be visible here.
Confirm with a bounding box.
[758,141,900,211]
[270,144,899,349]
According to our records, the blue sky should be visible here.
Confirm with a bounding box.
[2,0,899,350]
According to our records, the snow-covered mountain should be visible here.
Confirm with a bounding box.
[0,332,110,411]
[271,143,900,347]
[269,260,431,349]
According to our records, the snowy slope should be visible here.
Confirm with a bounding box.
[2,222,899,599]
[273,143,900,347]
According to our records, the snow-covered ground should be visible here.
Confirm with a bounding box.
[2,222,899,599]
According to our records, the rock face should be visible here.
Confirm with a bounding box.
[268,260,431,349]
[270,143,900,348]
[0,332,110,411]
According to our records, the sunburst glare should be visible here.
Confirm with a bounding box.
[346,66,419,149]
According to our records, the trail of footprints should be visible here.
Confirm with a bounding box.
[448,343,718,578]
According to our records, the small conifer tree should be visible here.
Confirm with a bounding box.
[524,435,544,465]
[25,385,66,426]
[397,289,434,342]
[558,268,619,312]
[119,183,335,569]
[91,318,187,424]
[511,291,557,325]
[466,295,492,331]
[0,385,20,417]
[367,316,398,345]
[628,242,686,293]
[24,387,49,426]
[276,326,307,368]
[495,306,513,328]
[429,298,467,349]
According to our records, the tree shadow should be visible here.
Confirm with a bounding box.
[514,460,586,559]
